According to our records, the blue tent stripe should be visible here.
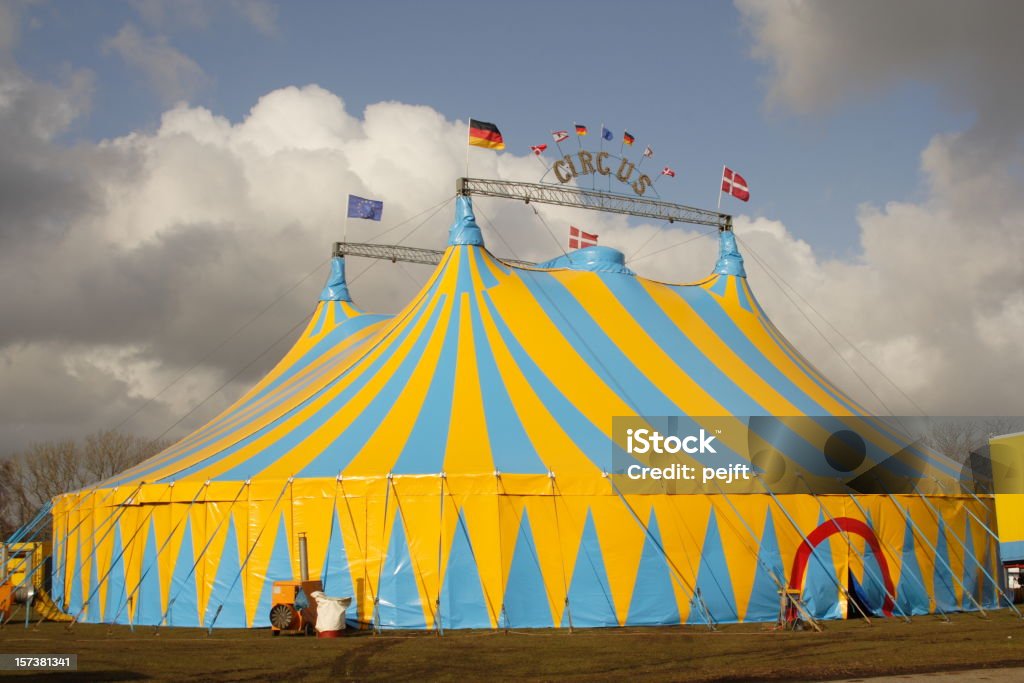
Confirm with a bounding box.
[253,516,294,628]
[502,510,553,628]
[745,508,784,621]
[204,516,246,628]
[467,298,547,474]
[440,509,491,629]
[376,511,426,629]
[136,517,163,625]
[299,299,448,477]
[626,509,680,626]
[481,293,616,471]
[168,517,199,627]
[689,508,738,623]
[564,509,618,627]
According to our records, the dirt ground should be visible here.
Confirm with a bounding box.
[1,611,1023,682]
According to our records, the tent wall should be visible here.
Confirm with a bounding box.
[51,479,1001,629]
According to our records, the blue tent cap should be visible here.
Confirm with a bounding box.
[320,256,352,302]
[714,230,746,277]
[448,195,484,247]
[537,246,635,275]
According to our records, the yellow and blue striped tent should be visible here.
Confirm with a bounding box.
[51,196,1003,629]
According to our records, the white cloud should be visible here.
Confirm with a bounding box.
[102,23,208,104]
[4,9,1024,453]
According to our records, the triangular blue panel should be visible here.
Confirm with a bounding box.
[253,517,294,628]
[321,509,358,623]
[745,509,785,622]
[961,519,980,611]
[895,522,929,616]
[102,523,126,624]
[168,517,199,627]
[626,510,680,626]
[377,512,426,629]
[203,516,247,628]
[802,512,842,620]
[67,534,83,617]
[440,509,491,629]
[933,519,957,614]
[503,510,553,628]
[50,532,65,609]
[136,517,163,625]
[857,515,887,616]
[980,525,998,609]
[689,508,738,624]
[86,536,101,623]
[562,509,617,628]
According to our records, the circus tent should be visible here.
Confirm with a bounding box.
[49,195,1003,630]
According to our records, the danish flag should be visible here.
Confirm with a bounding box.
[721,167,750,201]
[661,167,676,177]
[569,226,598,249]
[530,144,548,156]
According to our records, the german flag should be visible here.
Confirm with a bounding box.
[468,119,505,150]
[575,123,588,136]
[623,131,635,146]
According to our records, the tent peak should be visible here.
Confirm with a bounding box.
[319,255,352,302]
[713,229,746,277]
[448,195,484,247]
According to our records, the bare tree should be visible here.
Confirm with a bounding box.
[1,430,171,539]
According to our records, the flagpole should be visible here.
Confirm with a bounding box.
[343,212,350,244]
[465,118,471,179]
[717,164,725,211]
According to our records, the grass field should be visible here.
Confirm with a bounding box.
[1,612,1023,682]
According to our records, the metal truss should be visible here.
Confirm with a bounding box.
[333,241,536,267]
[457,177,732,230]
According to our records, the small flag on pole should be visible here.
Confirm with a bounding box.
[468,119,505,150]
[721,167,750,201]
[575,123,588,136]
[601,125,613,141]
[643,145,654,159]
[530,144,548,156]
[661,167,676,177]
[569,226,598,249]
[552,130,569,143]
[347,195,384,221]
[623,131,635,146]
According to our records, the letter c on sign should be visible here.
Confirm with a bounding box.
[553,160,571,184]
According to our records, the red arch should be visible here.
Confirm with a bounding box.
[788,517,896,617]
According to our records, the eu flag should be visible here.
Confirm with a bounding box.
[601,126,613,141]
[347,195,384,221]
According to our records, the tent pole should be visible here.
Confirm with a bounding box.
[495,472,509,634]
[753,474,872,625]
[373,474,393,636]
[549,474,574,633]
[435,473,445,637]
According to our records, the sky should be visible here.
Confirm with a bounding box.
[1,0,1023,453]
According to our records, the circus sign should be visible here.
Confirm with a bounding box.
[535,125,672,198]
[551,150,653,196]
